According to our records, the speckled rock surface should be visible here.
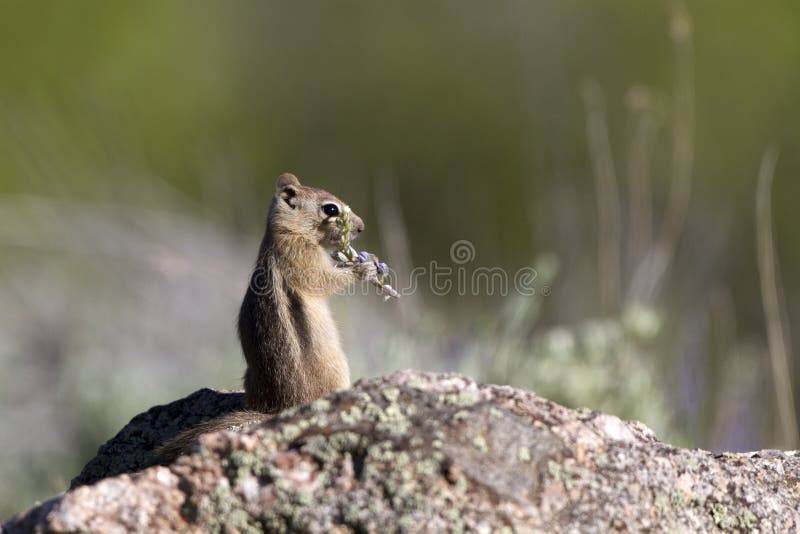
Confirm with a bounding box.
[70,387,244,489]
[4,370,800,533]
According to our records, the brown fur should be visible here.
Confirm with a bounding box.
[152,173,370,465]
[150,411,267,465]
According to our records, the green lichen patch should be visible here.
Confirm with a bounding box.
[706,501,758,531]
[654,494,669,514]
[280,424,302,443]
[442,390,480,407]
[489,407,505,418]
[374,402,412,435]
[670,491,688,508]
[306,412,329,429]
[207,482,258,533]
[739,509,758,530]
[409,436,424,448]
[225,449,268,481]
[382,387,401,403]
[310,398,331,412]
[684,457,700,473]
[471,435,488,453]
[339,405,364,425]
[403,378,430,390]
[300,435,338,464]
[710,503,738,530]
[547,460,578,490]
[328,431,364,453]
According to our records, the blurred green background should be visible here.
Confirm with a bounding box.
[3,0,800,517]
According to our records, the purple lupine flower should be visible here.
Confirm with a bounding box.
[332,200,399,300]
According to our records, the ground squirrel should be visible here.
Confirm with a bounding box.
[153,173,375,463]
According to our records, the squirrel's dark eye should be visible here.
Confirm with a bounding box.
[322,203,340,217]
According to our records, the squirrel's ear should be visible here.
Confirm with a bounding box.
[276,173,300,208]
[276,173,301,190]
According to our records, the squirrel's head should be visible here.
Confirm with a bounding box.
[270,173,364,250]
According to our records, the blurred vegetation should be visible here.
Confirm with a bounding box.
[2,0,800,518]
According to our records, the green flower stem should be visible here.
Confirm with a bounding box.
[335,205,399,300]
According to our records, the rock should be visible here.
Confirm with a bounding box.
[5,468,186,533]
[4,370,800,532]
[70,387,244,489]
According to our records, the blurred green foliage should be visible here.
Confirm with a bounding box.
[2,0,800,519]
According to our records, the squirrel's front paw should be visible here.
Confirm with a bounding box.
[351,259,379,282]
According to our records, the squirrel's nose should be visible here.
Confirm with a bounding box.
[352,215,365,234]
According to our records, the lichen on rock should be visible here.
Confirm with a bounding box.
[4,370,800,532]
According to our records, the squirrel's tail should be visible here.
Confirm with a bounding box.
[151,411,269,466]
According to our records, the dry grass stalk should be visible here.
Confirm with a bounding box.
[755,146,799,448]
